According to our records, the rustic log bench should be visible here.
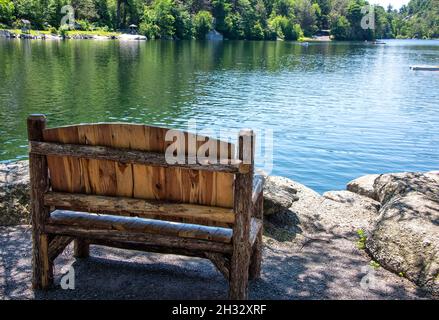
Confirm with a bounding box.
[27,114,264,299]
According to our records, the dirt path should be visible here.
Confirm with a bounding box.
[0,225,429,300]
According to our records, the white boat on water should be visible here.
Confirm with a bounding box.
[410,65,439,71]
[118,34,147,41]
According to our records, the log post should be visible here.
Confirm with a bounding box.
[249,192,263,280]
[74,239,90,258]
[229,129,254,300]
[28,114,53,289]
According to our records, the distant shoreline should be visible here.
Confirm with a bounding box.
[1,29,437,42]
[0,29,146,41]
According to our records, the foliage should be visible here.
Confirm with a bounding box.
[193,10,213,39]
[0,0,437,40]
[356,229,367,250]
[331,15,350,40]
[0,0,14,25]
[269,15,302,40]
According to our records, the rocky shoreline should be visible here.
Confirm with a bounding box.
[1,160,438,298]
[0,30,146,40]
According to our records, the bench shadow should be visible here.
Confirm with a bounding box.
[1,226,433,300]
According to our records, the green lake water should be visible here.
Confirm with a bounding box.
[0,38,438,192]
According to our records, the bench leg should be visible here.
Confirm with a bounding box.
[33,233,53,289]
[228,246,250,300]
[74,239,90,258]
[249,230,262,280]
[249,192,263,280]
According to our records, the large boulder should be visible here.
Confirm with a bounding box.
[366,192,439,295]
[373,171,439,204]
[0,161,30,225]
[347,174,380,201]
[263,176,299,216]
[264,178,380,239]
[323,190,380,212]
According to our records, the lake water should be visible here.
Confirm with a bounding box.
[0,38,438,193]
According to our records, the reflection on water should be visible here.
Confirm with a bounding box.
[0,39,438,192]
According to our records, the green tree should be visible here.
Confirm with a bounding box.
[269,15,302,40]
[193,10,212,39]
[0,0,15,25]
[224,11,244,39]
[294,0,319,37]
[330,15,350,40]
[212,0,231,34]
[173,5,193,39]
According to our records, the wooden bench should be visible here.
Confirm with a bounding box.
[27,114,264,299]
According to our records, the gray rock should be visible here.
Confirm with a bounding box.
[266,181,379,238]
[0,161,30,225]
[323,190,381,212]
[347,174,380,200]
[263,176,299,216]
[373,172,439,204]
[367,192,439,295]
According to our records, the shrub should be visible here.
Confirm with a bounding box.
[48,26,57,34]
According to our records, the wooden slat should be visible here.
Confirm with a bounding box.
[41,123,236,208]
[44,192,235,228]
[43,123,235,158]
[89,239,209,258]
[30,141,244,173]
[48,210,233,243]
[44,223,233,254]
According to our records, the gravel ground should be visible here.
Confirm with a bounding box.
[0,225,431,300]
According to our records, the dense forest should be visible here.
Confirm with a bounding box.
[0,0,438,40]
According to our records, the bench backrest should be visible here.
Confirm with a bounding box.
[28,116,254,215]
[41,123,237,207]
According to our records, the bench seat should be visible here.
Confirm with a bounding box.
[48,210,234,243]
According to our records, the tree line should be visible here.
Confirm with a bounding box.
[0,0,437,40]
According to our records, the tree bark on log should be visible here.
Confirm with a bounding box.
[249,193,263,280]
[229,130,254,300]
[44,224,233,254]
[44,192,235,228]
[28,114,52,289]
[48,236,73,261]
[30,141,247,173]
[90,239,209,258]
[205,252,230,280]
[74,239,90,258]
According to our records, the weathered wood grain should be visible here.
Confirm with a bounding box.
[43,224,233,254]
[249,194,263,280]
[44,192,235,227]
[30,141,244,173]
[205,252,231,280]
[48,236,73,261]
[229,129,255,300]
[28,114,52,289]
[48,210,233,243]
